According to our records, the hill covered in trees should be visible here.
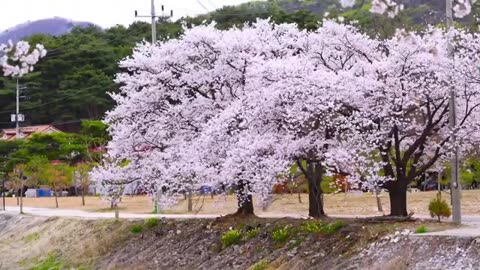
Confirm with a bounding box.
[0,0,479,129]
[0,17,94,44]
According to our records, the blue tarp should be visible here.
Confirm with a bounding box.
[37,189,51,197]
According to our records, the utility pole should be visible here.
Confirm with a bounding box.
[135,0,173,44]
[12,78,25,139]
[446,0,462,224]
[151,0,157,43]
[135,1,173,214]
[15,78,19,139]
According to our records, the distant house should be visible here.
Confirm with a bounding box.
[0,125,61,140]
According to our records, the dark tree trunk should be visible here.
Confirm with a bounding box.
[82,186,86,206]
[114,203,119,219]
[297,184,302,203]
[236,180,254,215]
[307,162,325,218]
[20,183,24,214]
[388,183,408,216]
[55,191,59,208]
[375,186,383,213]
[187,189,193,212]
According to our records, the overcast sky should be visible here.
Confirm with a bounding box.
[0,0,255,30]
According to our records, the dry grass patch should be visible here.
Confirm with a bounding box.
[0,215,135,269]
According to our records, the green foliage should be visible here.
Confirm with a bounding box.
[221,229,242,248]
[301,220,345,234]
[29,254,64,270]
[429,193,451,222]
[325,220,345,233]
[321,175,336,193]
[415,225,428,234]
[301,221,324,233]
[144,218,160,229]
[24,156,49,187]
[14,132,87,163]
[249,259,269,270]
[0,140,23,173]
[130,224,143,234]
[245,227,261,239]
[272,226,290,244]
[81,120,109,147]
[24,232,40,243]
[458,158,480,186]
[42,163,73,192]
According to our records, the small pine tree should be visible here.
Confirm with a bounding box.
[428,192,451,222]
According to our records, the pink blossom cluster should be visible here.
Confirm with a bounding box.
[0,40,47,77]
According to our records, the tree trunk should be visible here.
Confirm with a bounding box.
[114,203,119,219]
[55,190,59,208]
[236,180,254,215]
[388,184,408,216]
[375,186,383,213]
[262,194,272,211]
[16,189,19,205]
[20,183,24,214]
[187,189,193,212]
[82,186,85,206]
[307,162,325,218]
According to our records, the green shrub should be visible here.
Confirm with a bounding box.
[428,193,451,222]
[245,227,261,239]
[301,221,323,233]
[249,259,269,270]
[30,254,64,270]
[130,224,143,234]
[272,226,290,244]
[24,232,40,243]
[329,220,345,232]
[415,225,428,234]
[319,220,345,234]
[221,229,242,248]
[144,218,160,228]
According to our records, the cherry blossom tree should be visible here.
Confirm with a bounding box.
[0,40,47,77]
[349,28,480,216]
[90,160,132,218]
[98,15,480,220]
[103,20,312,216]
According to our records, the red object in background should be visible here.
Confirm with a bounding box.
[273,183,285,194]
[50,160,61,165]
[88,147,105,153]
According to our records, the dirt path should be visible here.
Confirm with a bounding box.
[3,206,480,237]
[3,205,307,219]
[4,190,480,216]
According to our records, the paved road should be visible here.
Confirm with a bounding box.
[2,206,480,236]
[1,206,308,220]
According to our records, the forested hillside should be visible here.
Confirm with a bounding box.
[1,0,479,129]
[0,17,94,44]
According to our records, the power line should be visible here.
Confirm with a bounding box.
[196,0,210,13]
[0,86,112,115]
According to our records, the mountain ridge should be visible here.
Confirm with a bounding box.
[0,17,96,44]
